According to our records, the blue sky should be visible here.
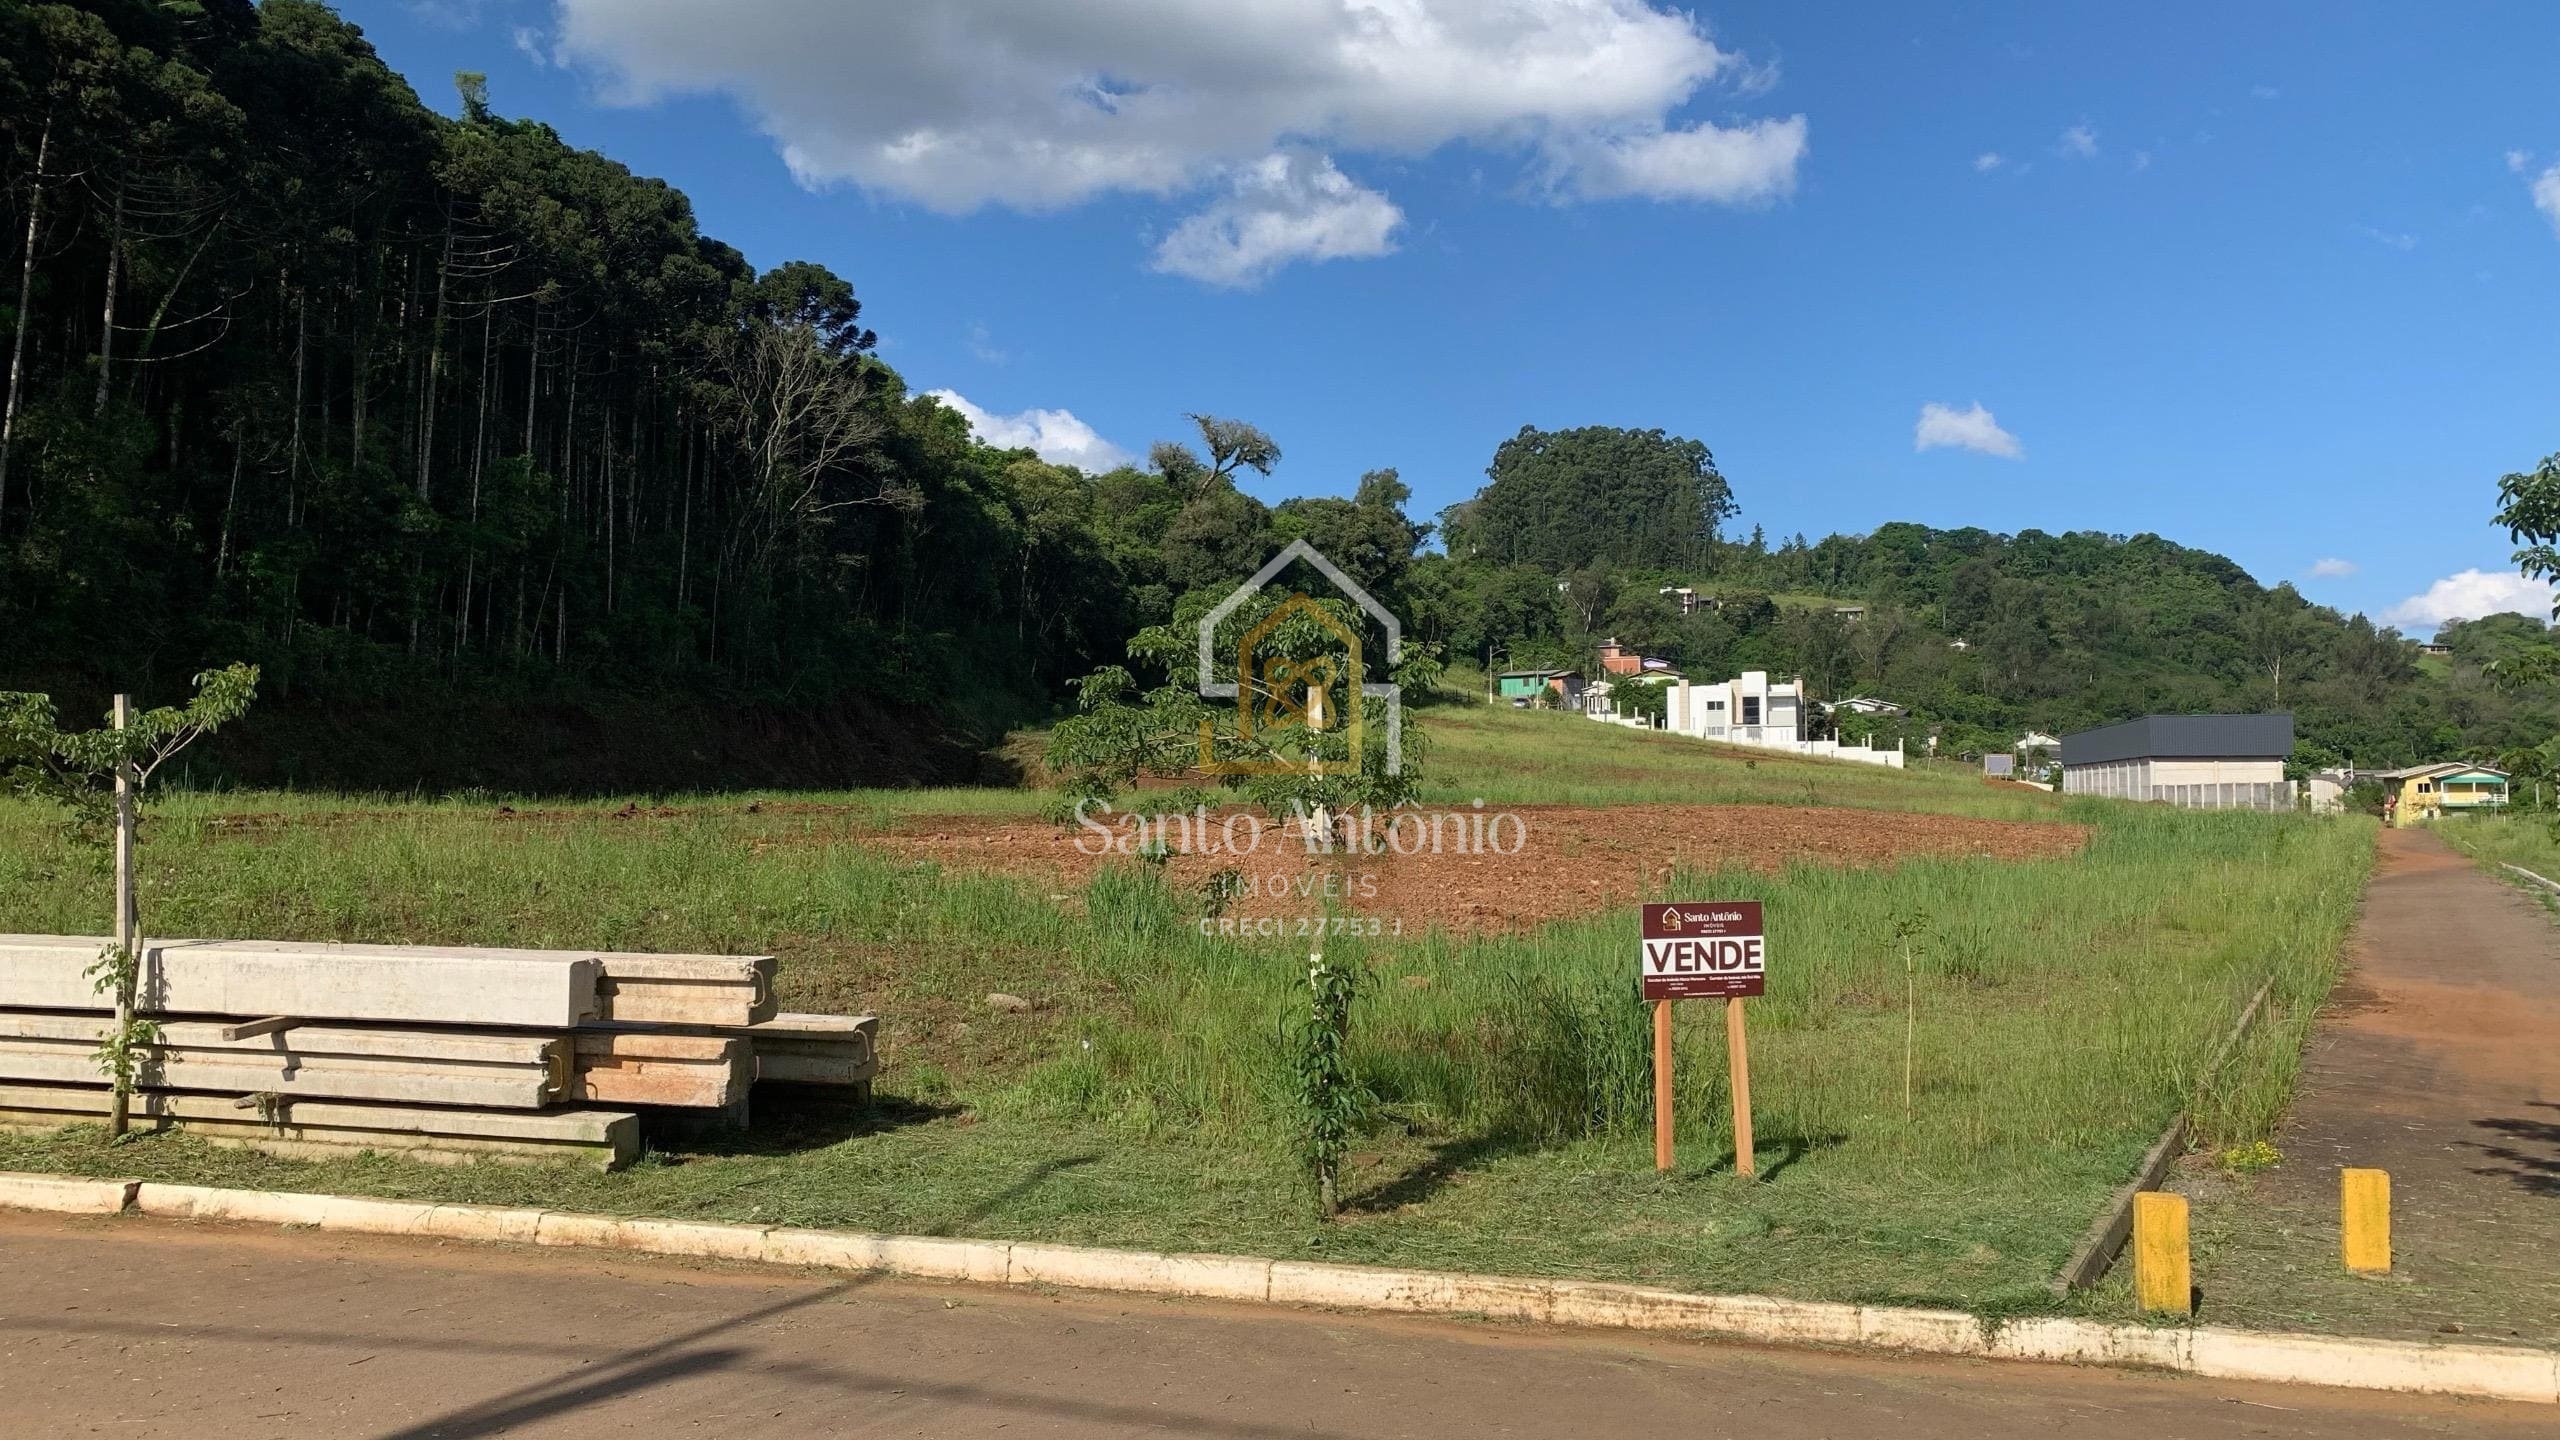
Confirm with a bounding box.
[359,1,2560,636]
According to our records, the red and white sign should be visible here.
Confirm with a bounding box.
[1640,901,1766,1000]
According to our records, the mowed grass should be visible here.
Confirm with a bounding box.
[0,702,2373,1311]
[1422,702,2055,816]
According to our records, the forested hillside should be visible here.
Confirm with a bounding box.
[1,1,2548,789]
[0,1,1286,785]
[1420,512,2560,769]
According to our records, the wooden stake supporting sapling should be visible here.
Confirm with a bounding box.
[0,666,260,1136]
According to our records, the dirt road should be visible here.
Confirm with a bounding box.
[0,1210,2539,1438]
[2185,827,2560,1341]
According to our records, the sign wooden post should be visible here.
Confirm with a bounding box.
[1726,996,1755,1178]
[1640,901,1765,1177]
[1651,999,1674,1171]
[109,694,136,1139]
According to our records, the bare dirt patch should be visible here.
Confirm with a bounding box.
[866,804,2089,935]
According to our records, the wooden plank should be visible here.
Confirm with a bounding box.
[218,1016,299,1041]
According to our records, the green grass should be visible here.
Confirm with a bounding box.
[1420,702,2049,816]
[2435,811,2560,877]
[0,704,2374,1313]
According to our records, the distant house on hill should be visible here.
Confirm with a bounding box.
[1831,604,1868,622]
[2417,641,2453,658]
[1590,669,1904,769]
[2375,762,2508,827]
[1658,586,1706,616]
[1834,696,1907,717]
[1596,637,1674,676]
[2059,714,2295,811]
[1496,669,1582,708]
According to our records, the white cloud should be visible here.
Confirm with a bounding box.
[511,26,552,66]
[965,322,1007,365]
[927,389,1133,472]
[2057,124,2098,159]
[2532,160,2560,241]
[2249,84,2280,101]
[2382,569,2556,631]
[1152,151,1404,287]
[2131,149,2153,171]
[1973,151,2004,172]
[550,0,1805,280]
[1913,402,2022,460]
[2307,558,2358,579]
[2356,225,2418,251]
[1550,115,1806,203]
[2507,149,2532,174]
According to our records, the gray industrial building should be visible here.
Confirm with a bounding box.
[2059,714,2296,810]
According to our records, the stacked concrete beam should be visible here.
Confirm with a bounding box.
[593,953,778,1026]
[0,1012,570,1108]
[0,935,601,1026]
[0,1082,638,1168]
[744,1014,880,1091]
[581,1012,879,1093]
[0,935,868,1168]
[570,1032,749,1110]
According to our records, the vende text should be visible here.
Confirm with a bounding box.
[1644,937,1765,976]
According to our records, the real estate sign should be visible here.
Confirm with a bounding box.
[1639,901,1766,1000]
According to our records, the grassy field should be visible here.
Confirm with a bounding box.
[0,702,2374,1313]
[2435,811,2560,878]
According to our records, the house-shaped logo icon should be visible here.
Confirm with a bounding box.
[1196,539,1404,776]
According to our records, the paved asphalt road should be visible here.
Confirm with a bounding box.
[0,1210,2544,1438]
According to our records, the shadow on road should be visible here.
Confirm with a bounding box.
[361,1148,1121,1440]
[2469,1104,2560,1197]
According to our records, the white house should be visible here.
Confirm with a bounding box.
[1835,697,1907,717]
[1669,670,1803,744]
[1593,670,1903,768]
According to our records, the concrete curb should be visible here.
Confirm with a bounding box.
[0,1171,138,1214]
[4,1173,2551,1406]
[2498,862,2560,897]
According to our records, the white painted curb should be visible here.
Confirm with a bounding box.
[2,1173,2550,1406]
[0,1172,138,1215]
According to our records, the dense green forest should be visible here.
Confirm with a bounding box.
[1,0,2549,789]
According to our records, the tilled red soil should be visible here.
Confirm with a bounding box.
[872,804,2089,935]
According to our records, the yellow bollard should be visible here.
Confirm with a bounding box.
[2342,1168,2391,1274]
[2132,1191,2192,1315]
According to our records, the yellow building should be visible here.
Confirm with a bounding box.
[2377,762,2509,827]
